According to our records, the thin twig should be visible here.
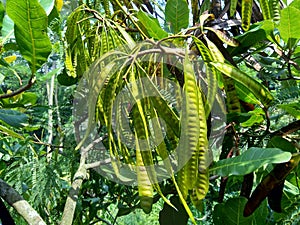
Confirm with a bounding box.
[0,76,36,99]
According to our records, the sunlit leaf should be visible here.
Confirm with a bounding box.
[136,10,168,39]
[210,148,292,176]
[235,82,261,105]
[278,6,300,42]
[241,109,264,127]
[6,0,52,73]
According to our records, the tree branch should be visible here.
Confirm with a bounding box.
[0,179,46,225]
[60,153,87,225]
[0,76,36,99]
[271,120,300,137]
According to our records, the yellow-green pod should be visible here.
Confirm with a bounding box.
[205,27,239,47]
[259,0,271,20]
[230,0,239,17]
[271,0,280,24]
[210,62,274,108]
[136,146,153,214]
[242,0,253,31]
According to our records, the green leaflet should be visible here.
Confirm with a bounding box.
[213,197,268,224]
[0,124,24,140]
[6,0,52,73]
[210,62,274,108]
[241,0,253,31]
[0,109,28,128]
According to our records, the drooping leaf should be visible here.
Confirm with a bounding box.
[213,197,268,225]
[209,147,292,177]
[278,6,300,42]
[205,27,239,47]
[136,10,168,39]
[6,0,52,74]
[165,0,189,34]
[0,109,29,128]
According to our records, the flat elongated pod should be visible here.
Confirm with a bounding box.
[242,0,253,31]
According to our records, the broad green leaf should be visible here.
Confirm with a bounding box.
[0,109,29,128]
[278,102,300,119]
[210,62,274,108]
[165,0,189,34]
[136,10,168,39]
[228,20,274,56]
[6,0,52,74]
[18,92,38,106]
[209,147,292,176]
[278,6,300,42]
[213,197,268,225]
[289,0,300,10]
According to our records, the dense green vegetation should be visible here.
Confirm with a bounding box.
[0,0,299,224]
